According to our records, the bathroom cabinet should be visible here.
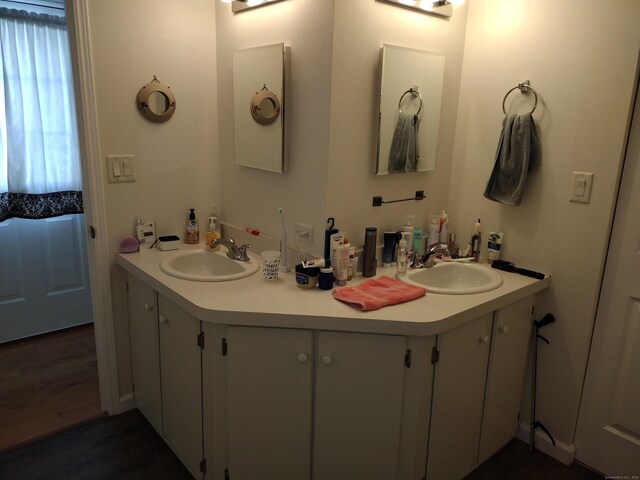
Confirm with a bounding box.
[478,297,534,462]
[201,325,432,480]
[124,268,539,480]
[427,297,534,480]
[127,276,203,479]
[127,275,162,434]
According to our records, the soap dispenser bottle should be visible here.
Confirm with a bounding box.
[185,208,199,244]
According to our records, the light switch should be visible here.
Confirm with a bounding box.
[106,155,135,183]
[570,171,594,204]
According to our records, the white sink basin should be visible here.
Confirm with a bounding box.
[160,250,259,282]
[398,262,503,294]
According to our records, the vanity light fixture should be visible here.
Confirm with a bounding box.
[219,0,285,12]
[379,0,463,18]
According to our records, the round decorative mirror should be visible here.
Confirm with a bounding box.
[136,76,176,122]
[250,84,281,125]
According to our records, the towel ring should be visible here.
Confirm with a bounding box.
[502,82,538,115]
[398,88,423,116]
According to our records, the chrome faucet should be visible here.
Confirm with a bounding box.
[410,244,449,268]
[210,236,251,262]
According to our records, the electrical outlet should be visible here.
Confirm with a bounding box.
[295,223,313,242]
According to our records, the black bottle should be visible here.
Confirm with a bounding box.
[362,227,377,277]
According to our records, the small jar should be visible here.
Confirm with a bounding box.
[295,264,319,288]
[318,267,334,290]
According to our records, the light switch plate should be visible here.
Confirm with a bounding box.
[106,155,135,183]
[570,171,594,204]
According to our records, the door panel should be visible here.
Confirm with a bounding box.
[427,313,493,480]
[575,79,640,475]
[227,326,312,480]
[0,215,92,343]
[312,331,407,480]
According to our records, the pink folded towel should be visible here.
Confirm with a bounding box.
[333,275,427,312]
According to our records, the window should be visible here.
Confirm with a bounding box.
[0,5,82,222]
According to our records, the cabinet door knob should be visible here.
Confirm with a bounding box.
[144,303,153,311]
[322,355,333,365]
[479,335,489,344]
[297,353,309,363]
[499,324,509,334]
[159,315,167,324]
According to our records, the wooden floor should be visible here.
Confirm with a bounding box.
[465,438,604,480]
[0,408,603,480]
[0,324,103,452]
[0,409,192,480]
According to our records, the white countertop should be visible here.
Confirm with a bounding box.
[116,243,550,337]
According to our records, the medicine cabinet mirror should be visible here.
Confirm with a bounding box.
[233,43,288,173]
[376,45,445,175]
[136,76,176,123]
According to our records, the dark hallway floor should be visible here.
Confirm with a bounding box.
[0,408,604,480]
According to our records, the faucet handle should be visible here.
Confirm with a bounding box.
[239,243,252,261]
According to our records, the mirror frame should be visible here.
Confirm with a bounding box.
[136,76,176,123]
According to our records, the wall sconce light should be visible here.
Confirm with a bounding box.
[219,0,285,13]
[379,0,464,18]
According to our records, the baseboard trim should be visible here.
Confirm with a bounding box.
[116,393,136,414]
[516,423,576,465]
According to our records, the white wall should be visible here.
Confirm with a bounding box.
[215,0,334,260]
[215,0,468,259]
[327,0,468,248]
[87,0,219,396]
[450,0,640,446]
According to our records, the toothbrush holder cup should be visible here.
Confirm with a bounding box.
[261,250,281,280]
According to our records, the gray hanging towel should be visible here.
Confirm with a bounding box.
[388,112,419,173]
[484,113,540,206]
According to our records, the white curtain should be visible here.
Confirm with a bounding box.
[0,7,82,221]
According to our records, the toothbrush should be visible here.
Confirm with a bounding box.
[278,208,290,272]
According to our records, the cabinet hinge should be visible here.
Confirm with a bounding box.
[199,459,207,474]
[404,349,412,368]
[126,281,129,292]
[431,346,440,364]
[222,337,228,356]
[198,332,205,349]
[225,467,230,480]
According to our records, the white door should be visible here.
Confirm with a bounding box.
[574,81,640,475]
[127,274,162,434]
[226,326,313,480]
[312,331,407,480]
[158,295,203,479]
[427,313,493,480]
[0,215,93,343]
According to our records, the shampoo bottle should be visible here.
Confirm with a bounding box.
[439,210,449,243]
[396,232,410,276]
[185,208,199,244]
[471,218,482,262]
[205,207,221,251]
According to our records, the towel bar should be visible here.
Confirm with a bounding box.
[502,81,538,115]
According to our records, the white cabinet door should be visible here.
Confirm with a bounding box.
[313,331,408,480]
[127,274,162,434]
[158,295,203,479]
[226,326,313,480]
[479,297,534,462]
[427,313,493,480]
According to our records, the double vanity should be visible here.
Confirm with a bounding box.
[117,243,549,480]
